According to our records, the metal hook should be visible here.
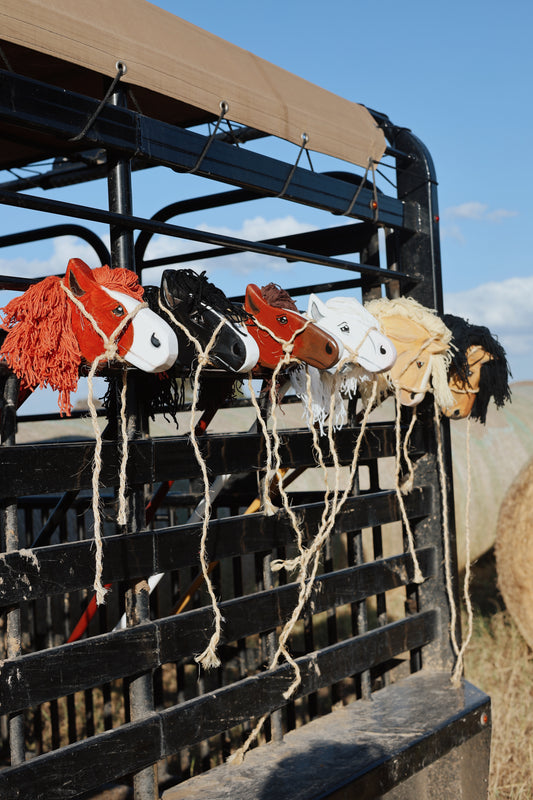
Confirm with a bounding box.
[341,158,374,217]
[370,160,379,222]
[0,45,13,72]
[68,61,128,142]
[185,101,229,174]
[275,133,309,199]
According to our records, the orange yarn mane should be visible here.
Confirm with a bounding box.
[1,276,80,415]
[92,264,144,301]
[0,262,145,416]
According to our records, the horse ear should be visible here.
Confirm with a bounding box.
[245,284,265,316]
[161,280,184,310]
[308,294,326,321]
[478,349,493,365]
[426,339,451,355]
[66,258,96,298]
[381,316,419,344]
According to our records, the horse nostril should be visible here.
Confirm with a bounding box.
[232,341,242,355]
[410,392,416,400]
[326,342,333,355]
[380,345,386,355]
[151,333,161,348]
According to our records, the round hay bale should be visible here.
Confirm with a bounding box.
[495,456,533,649]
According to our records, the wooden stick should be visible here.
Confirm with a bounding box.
[172,465,306,615]
[67,405,219,643]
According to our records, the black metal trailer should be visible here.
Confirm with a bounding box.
[0,4,490,798]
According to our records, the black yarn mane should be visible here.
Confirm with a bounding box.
[164,269,250,326]
[442,313,512,423]
[100,370,186,431]
[126,279,244,427]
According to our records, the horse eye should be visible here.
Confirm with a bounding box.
[416,360,424,368]
[276,315,288,325]
[112,305,125,317]
[339,323,350,334]
[467,369,473,377]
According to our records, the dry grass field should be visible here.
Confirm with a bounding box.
[464,549,533,799]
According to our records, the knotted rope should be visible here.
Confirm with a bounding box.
[451,416,474,685]
[393,387,424,584]
[248,312,312,518]
[387,332,443,587]
[60,280,147,604]
[158,295,226,669]
[433,394,461,668]
[230,380,378,765]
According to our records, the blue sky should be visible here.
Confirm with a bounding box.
[162,0,532,381]
[1,0,531,413]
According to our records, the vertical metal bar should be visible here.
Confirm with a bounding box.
[257,382,285,744]
[394,128,460,672]
[107,80,157,799]
[347,402,372,701]
[1,372,25,764]
[324,539,340,708]
[262,553,283,743]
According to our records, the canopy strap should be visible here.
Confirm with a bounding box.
[275,133,310,198]
[341,158,379,221]
[69,61,128,143]
[0,46,13,71]
[185,100,229,174]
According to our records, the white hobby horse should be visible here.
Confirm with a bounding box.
[290,293,397,432]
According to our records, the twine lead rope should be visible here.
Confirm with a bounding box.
[157,295,226,669]
[248,312,312,521]
[451,415,474,686]
[394,387,424,584]
[60,280,147,605]
[434,394,461,666]
[231,379,379,765]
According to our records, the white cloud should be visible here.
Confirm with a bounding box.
[443,202,518,223]
[441,202,519,244]
[441,223,465,244]
[486,208,518,222]
[0,235,107,279]
[0,216,316,289]
[445,202,488,221]
[445,276,533,329]
[197,215,314,242]
[142,215,318,284]
[444,276,533,380]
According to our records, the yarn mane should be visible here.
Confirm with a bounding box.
[365,296,454,409]
[261,283,299,311]
[0,265,145,416]
[176,269,250,326]
[92,264,144,300]
[368,296,453,345]
[442,313,512,423]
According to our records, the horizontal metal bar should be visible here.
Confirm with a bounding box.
[160,611,438,750]
[0,187,405,282]
[0,548,436,714]
[138,221,386,273]
[163,673,490,800]
[0,422,420,499]
[231,277,364,303]
[0,486,432,604]
[0,70,413,230]
[0,612,438,799]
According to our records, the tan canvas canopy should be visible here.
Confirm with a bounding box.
[0,0,386,169]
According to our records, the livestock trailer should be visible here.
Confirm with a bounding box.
[0,2,490,798]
